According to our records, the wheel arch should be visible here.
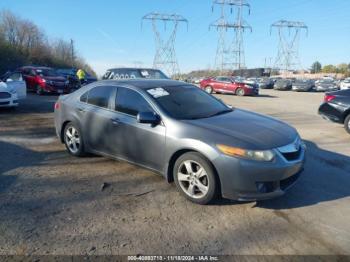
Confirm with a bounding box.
[166,149,222,196]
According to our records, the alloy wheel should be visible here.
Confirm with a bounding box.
[177,160,209,199]
[65,126,80,154]
[205,86,213,94]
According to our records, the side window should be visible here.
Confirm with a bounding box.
[87,86,114,108]
[115,88,153,116]
[8,73,22,81]
[80,91,88,103]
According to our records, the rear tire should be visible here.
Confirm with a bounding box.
[204,86,213,94]
[236,88,245,96]
[173,152,218,205]
[344,115,350,134]
[63,122,86,157]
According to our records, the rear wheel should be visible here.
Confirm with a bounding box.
[174,152,218,205]
[344,115,350,134]
[204,86,213,94]
[236,88,245,96]
[64,123,86,157]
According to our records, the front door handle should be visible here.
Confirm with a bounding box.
[111,118,120,125]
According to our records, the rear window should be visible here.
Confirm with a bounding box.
[85,86,114,108]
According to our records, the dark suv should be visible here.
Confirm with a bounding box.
[18,66,69,95]
[102,68,169,80]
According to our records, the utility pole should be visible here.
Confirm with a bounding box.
[210,0,251,73]
[142,12,188,78]
[70,39,75,67]
[271,20,308,72]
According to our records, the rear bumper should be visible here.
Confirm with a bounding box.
[318,103,344,123]
[213,147,305,201]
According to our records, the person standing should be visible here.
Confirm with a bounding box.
[76,69,86,85]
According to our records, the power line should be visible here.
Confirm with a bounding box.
[141,12,188,78]
[271,20,308,72]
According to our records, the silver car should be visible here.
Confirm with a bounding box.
[54,80,305,204]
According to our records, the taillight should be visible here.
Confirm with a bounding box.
[324,94,336,103]
[54,102,60,110]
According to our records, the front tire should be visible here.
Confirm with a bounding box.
[36,85,44,95]
[64,123,86,157]
[204,86,213,94]
[236,88,245,96]
[344,115,350,134]
[174,152,218,205]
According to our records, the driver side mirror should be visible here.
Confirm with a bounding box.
[137,112,160,125]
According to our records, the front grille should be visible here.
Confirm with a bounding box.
[281,148,301,161]
[0,92,11,99]
[280,172,301,190]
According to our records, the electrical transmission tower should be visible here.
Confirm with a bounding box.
[271,20,308,72]
[142,12,188,78]
[210,0,251,72]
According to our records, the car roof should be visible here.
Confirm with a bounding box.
[100,79,187,89]
[21,66,53,70]
[107,68,161,71]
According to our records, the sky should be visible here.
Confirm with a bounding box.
[1,0,350,76]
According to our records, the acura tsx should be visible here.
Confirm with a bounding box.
[54,80,305,204]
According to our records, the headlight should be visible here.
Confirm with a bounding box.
[217,144,275,162]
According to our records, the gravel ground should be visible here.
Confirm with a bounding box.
[0,90,350,256]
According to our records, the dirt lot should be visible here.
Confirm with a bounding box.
[0,90,350,255]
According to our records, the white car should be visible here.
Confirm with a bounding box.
[340,78,350,90]
[0,72,27,107]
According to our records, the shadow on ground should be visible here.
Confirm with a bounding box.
[257,140,350,210]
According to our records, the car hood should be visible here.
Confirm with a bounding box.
[184,109,297,150]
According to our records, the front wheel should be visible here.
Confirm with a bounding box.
[236,88,245,96]
[344,115,350,134]
[204,86,213,94]
[174,152,218,205]
[64,123,86,157]
[36,85,44,95]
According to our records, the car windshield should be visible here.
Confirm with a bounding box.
[56,69,75,75]
[320,80,334,84]
[147,85,232,120]
[36,69,59,77]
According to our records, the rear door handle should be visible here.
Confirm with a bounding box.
[111,118,120,125]
[77,107,86,112]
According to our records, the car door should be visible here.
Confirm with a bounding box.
[111,87,166,172]
[78,85,118,154]
[22,69,37,90]
[6,72,27,99]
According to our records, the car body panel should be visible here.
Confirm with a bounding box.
[319,89,350,123]
[0,81,19,107]
[199,77,258,96]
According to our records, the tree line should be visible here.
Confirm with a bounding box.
[310,61,350,76]
[0,10,96,76]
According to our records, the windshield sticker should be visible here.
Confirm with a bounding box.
[140,70,149,77]
[147,88,169,98]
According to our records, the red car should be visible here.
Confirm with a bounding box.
[199,76,259,96]
[17,66,70,95]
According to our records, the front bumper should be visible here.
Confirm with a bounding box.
[0,94,19,107]
[43,84,70,94]
[213,146,305,201]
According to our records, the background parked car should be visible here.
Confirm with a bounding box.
[319,89,350,134]
[274,79,292,91]
[292,79,315,92]
[340,78,350,90]
[0,75,26,108]
[102,68,169,80]
[56,68,97,86]
[315,79,338,92]
[257,77,274,89]
[200,76,259,96]
[18,66,70,95]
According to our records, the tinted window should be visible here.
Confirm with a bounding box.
[80,91,88,103]
[116,88,153,116]
[147,85,231,120]
[8,72,22,81]
[87,86,114,108]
